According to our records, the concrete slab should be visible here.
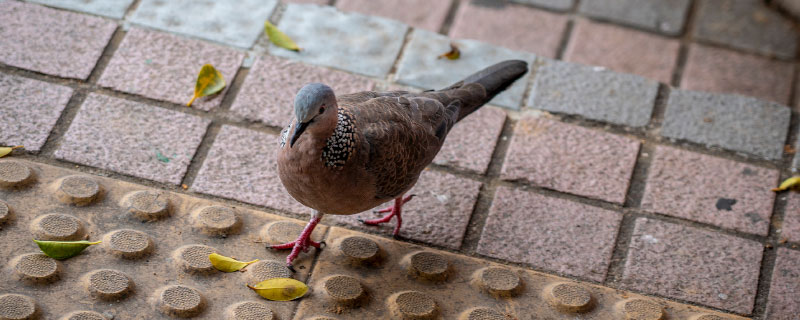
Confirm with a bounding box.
[0,73,73,152]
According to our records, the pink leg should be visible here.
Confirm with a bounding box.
[361,195,414,237]
[269,212,324,271]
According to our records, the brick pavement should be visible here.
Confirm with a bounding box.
[0,0,798,318]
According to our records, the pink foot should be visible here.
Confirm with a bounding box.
[269,214,324,271]
[360,195,414,237]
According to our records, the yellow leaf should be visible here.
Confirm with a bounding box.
[34,239,101,260]
[209,253,258,272]
[247,278,308,301]
[187,64,226,107]
[0,146,23,158]
[437,43,460,60]
[265,21,301,52]
[772,176,800,192]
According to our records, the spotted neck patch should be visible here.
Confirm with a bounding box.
[322,109,356,168]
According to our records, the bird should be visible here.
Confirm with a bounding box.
[272,60,529,269]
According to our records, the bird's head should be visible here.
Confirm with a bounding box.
[290,83,338,147]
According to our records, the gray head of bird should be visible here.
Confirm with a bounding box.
[290,82,338,147]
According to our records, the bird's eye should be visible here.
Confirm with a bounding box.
[318,105,326,114]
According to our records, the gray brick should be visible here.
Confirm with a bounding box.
[27,0,134,18]
[661,89,790,160]
[693,0,797,59]
[578,0,690,35]
[510,0,574,11]
[527,59,658,127]
[395,29,535,110]
[269,4,408,78]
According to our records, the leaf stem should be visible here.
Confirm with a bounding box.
[186,95,198,107]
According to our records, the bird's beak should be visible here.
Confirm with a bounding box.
[290,121,310,148]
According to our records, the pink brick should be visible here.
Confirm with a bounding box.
[449,0,568,57]
[336,0,452,31]
[681,44,793,105]
[434,106,506,174]
[782,193,800,243]
[642,145,779,235]
[334,170,481,249]
[230,55,375,127]
[0,1,116,79]
[501,116,639,204]
[478,186,622,281]
[0,74,73,151]
[623,218,762,314]
[766,248,800,320]
[283,0,329,4]
[564,19,680,83]
[99,28,244,111]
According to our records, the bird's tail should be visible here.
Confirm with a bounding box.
[442,60,528,121]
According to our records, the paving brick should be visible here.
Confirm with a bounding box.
[564,19,680,83]
[528,58,658,127]
[283,0,328,3]
[578,0,691,35]
[54,94,210,185]
[192,125,307,214]
[693,0,797,59]
[795,135,800,171]
[681,44,794,105]
[642,145,779,235]
[268,4,407,78]
[27,0,134,18]
[395,29,535,110]
[478,186,622,282]
[449,0,568,57]
[0,1,116,79]
[229,55,375,128]
[433,106,506,174]
[99,28,244,111]
[661,88,791,160]
[130,0,277,48]
[782,193,800,243]
[0,73,72,152]
[622,218,762,313]
[501,116,640,204]
[336,0,452,31]
[333,170,481,250]
[510,0,573,11]
[766,248,800,319]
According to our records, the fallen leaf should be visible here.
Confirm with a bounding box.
[0,146,23,158]
[181,184,189,190]
[248,278,308,301]
[772,176,800,192]
[34,239,101,260]
[438,43,460,60]
[265,21,300,52]
[187,64,226,107]
[785,144,796,154]
[209,253,258,272]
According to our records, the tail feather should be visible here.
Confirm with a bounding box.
[442,60,528,121]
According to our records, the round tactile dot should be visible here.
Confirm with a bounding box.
[261,221,304,244]
[12,253,60,284]
[337,236,379,264]
[174,245,217,274]
[473,267,521,297]
[406,251,448,281]
[56,175,100,206]
[0,294,37,320]
[225,301,274,320]
[0,161,34,188]
[458,307,505,320]
[323,275,365,306]
[0,200,11,224]
[104,229,153,259]
[156,285,205,318]
[122,190,169,221]
[245,260,292,284]
[84,269,133,301]
[545,282,592,313]
[194,206,241,236]
[60,310,106,320]
[618,299,664,320]
[30,213,86,241]
[690,315,726,320]
[387,291,438,320]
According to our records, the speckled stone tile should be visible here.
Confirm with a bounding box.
[642,145,779,235]
[433,106,506,174]
[27,0,134,18]
[268,4,407,78]
[395,29,535,110]
[693,0,796,59]
[661,88,791,160]
[564,19,680,83]
[766,248,800,319]
[681,44,794,105]
[623,218,763,313]
[99,27,244,111]
[782,193,800,243]
[478,186,622,282]
[510,0,574,11]
[55,94,210,185]
[0,73,72,152]
[501,116,639,204]
[527,58,658,127]
[0,1,116,79]
[578,0,691,35]
[192,125,308,214]
[333,170,482,250]
[229,55,375,128]
[449,0,568,57]
[129,0,278,48]
[336,0,452,31]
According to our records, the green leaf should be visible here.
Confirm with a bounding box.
[187,64,226,107]
[265,21,301,52]
[0,146,23,158]
[437,43,460,60]
[34,239,101,260]
[247,278,308,301]
[209,253,258,272]
[773,176,800,192]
